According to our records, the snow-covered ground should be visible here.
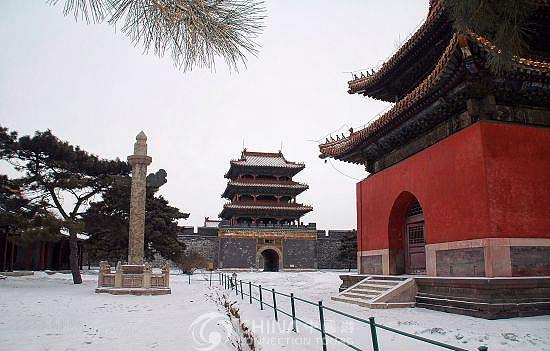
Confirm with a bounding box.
[1,270,549,351]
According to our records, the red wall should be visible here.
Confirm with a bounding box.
[357,121,550,251]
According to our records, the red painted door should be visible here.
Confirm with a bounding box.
[406,222,426,274]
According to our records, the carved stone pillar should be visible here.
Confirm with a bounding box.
[114,261,122,288]
[143,262,152,288]
[127,131,152,265]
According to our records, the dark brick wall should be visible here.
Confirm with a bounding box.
[317,230,357,269]
[361,255,383,274]
[511,246,550,276]
[177,226,356,270]
[219,238,257,268]
[436,247,485,276]
[180,235,219,263]
[283,239,316,269]
[197,227,219,236]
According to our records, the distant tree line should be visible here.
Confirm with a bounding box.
[0,126,187,284]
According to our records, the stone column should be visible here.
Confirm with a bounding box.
[127,131,152,265]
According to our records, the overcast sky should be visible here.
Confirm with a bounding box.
[0,1,428,230]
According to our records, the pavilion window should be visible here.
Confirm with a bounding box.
[257,174,277,181]
[280,196,292,203]
[240,194,254,202]
[257,195,277,202]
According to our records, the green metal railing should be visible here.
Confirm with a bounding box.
[185,270,219,286]
[215,273,488,351]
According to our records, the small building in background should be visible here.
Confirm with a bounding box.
[0,231,86,272]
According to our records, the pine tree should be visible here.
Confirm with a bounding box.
[1,126,129,284]
[0,175,62,250]
[83,170,188,264]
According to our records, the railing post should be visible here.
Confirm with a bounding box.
[272,289,278,321]
[290,293,297,332]
[188,273,191,284]
[240,280,244,300]
[209,270,212,287]
[318,301,327,351]
[234,277,238,296]
[249,282,252,304]
[259,285,264,310]
[369,317,379,351]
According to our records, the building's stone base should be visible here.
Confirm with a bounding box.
[415,277,550,319]
[337,274,550,319]
[95,287,171,296]
[358,238,550,277]
[96,261,170,295]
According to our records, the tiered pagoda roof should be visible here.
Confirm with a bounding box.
[225,150,305,179]
[220,201,313,219]
[220,150,312,224]
[221,178,309,199]
[319,0,550,171]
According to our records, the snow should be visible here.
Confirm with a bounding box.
[1,270,549,351]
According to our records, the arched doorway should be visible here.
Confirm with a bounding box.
[387,192,427,275]
[260,249,279,272]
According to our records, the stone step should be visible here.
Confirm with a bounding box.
[352,288,387,295]
[371,275,408,282]
[356,283,394,291]
[332,296,372,308]
[332,296,415,309]
[366,279,400,286]
[342,292,377,300]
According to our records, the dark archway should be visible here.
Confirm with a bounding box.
[387,191,427,275]
[261,249,279,272]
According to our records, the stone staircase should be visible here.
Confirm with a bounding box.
[332,276,416,309]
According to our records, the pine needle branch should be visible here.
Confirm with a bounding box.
[50,0,266,72]
[444,0,534,75]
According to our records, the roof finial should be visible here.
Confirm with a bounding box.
[136,131,147,141]
[133,131,148,156]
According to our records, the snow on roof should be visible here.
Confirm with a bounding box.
[227,180,308,189]
[231,151,304,168]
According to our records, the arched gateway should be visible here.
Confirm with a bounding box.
[388,192,426,275]
[257,247,281,272]
[260,249,280,272]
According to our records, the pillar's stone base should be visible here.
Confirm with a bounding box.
[95,287,171,295]
[96,261,171,296]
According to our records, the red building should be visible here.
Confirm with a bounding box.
[0,232,85,272]
[320,1,550,278]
